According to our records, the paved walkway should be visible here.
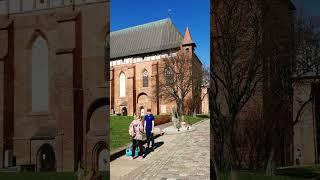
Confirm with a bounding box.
[110,119,210,180]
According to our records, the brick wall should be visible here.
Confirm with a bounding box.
[0,1,108,172]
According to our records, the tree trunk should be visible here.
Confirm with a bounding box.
[221,131,233,176]
[181,98,185,116]
[193,108,197,117]
[212,160,219,180]
[177,100,183,116]
[266,147,275,176]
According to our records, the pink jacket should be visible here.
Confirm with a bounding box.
[129,119,144,140]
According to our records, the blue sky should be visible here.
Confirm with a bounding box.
[110,0,210,67]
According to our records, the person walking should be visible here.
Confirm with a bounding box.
[129,115,144,160]
[144,109,155,151]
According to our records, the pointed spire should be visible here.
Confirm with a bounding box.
[182,27,196,47]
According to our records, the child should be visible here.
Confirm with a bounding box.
[144,109,155,151]
[129,115,144,159]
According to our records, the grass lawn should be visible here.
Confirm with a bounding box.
[275,165,320,179]
[110,114,209,152]
[218,166,320,180]
[184,114,209,125]
[220,171,305,180]
[0,172,108,180]
[110,116,134,152]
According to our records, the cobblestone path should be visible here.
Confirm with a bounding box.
[123,119,210,180]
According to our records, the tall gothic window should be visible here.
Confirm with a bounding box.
[164,66,174,84]
[119,72,126,97]
[165,67,173,77]
[32,35,49,112]
[143,69,148,87]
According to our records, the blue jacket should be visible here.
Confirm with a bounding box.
[144,114,154,132]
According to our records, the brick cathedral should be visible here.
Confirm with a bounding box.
[109,18,204,116]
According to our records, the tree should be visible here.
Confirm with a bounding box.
[186,66,210,116]
[210,0,264,177]
[292,14,320,126]
[198,66,210,113]
[263,11,320,176]
[210,0,305,177]
[157,51,202,117]
[264,11,320,174]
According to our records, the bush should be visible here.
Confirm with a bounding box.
[154,115,171,126]
[196,114,209,118]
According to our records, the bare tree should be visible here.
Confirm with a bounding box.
[262,12,320,176]
[200,66,210,103]
[210,0,264,177]
[292,14,320,125]
[157,51,201,117]
[186,66,210,116]
[210,0,311,177]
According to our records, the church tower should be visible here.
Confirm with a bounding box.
[181,27,196,57]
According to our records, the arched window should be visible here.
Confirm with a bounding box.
[32,35,49,112]
[143,69,148,87]
[164,66,174,84]
[165,67,173,77]
[119,72,126,97]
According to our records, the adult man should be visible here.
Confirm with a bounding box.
[144,109,155,151]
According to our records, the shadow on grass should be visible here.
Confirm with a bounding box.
[0,172,76,180]
[0,172,110,180]
[275,166,320,179]
[220,171,306,180]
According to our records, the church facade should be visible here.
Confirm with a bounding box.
[0,0,108,172]
[110,19,203,116]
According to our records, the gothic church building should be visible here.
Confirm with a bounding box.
[110,19,203,116]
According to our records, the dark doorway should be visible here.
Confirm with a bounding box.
[140,106,145,116]
[314,82,320,163]
[98,148,108,172]
[92,141,108,172]
[37,144,56,172]
[122,107,128,116]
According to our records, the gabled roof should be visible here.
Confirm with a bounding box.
[110,18,183,59]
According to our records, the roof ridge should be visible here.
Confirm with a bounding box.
[111,18,172,34]
[110,18,184,59]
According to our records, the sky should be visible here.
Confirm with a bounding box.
[292,0,320,17]
[110,0,210,67]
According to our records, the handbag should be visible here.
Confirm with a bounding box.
[125,144,139,156]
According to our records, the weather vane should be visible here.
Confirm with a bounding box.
[167,9,172,19]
